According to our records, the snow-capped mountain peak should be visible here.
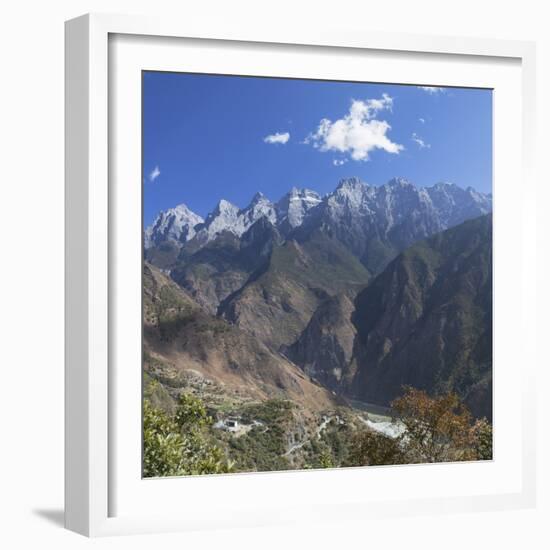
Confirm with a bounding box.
[212,199,239,215]
[276,187,322,228]
[144,178,493,251]
[241,192,278,227]
[195,199,241,241]
[386,176,412,188]
[249,191,267,204]
[329,177,374,211]
[144,203,203,248]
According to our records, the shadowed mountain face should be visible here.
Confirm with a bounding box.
[285,292,358,390]
[170,217,282,314]
[218,228,370,350]
[143,178,493,420]
[284,214,492,419]
[350,214,493,419]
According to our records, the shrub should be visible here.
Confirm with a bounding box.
[143,396,233,477]
[391,387,479,463]
[345,430,405,467]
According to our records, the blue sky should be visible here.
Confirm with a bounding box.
[143,71,492,226]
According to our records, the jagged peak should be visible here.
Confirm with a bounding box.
[147,177,493,252]
[153,202,203,221]
[432,180,459,190]
[287,186,320,197]
[386,176,413,188]
[242,192,276,214]
[144,202,204,248]
[336,177,365,190]
[214,198,239,213]
[250,191,267,203]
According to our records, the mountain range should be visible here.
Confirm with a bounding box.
[144,177,493,419]
[145,178,491,261]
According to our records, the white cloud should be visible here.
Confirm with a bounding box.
[149,165,161,182]
[305,94,403,162]
[333,159,347,166]
[419,117,426,124]
[418,86,445,94]
[411,132,430,149]
[264,132,290,144]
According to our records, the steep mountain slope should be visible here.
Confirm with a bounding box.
[143,178,493,420]
[144,262,335,411]
[145,179,491,263]
[285,292,358,391]
[350,214,492,419]
[218,228,370,350]
[427,182,492,228]
[170,217,281,314]
[295,177,492,274]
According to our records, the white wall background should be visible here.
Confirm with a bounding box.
[0,1,547,548]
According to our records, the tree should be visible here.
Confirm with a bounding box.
[318,449,335,469]
[346,430,405,467]
[175,392,212,429]
[143,394,234,477]
[471,417,493,460]
[143,399,186,477]
[346,388,493,468]
[391,387,478,463]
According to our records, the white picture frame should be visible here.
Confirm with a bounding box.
[65,13,537,537]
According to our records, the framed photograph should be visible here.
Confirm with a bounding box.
[65,13,537,536]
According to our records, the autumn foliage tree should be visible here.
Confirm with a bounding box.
[346,430,405,467]
[391,387,486,463]
[347,387,493,468]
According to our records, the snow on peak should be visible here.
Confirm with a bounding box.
[241,192,278,227]
[145,178,493,250]
[250,191,267,203]
[330,177,374,211]
[193,192,278,243]
[386,176,412,188]
[276,187,322,228]
[214,199,239,214]
[144,203,204,248]
[197,199,241,240]
[336,177,365,191]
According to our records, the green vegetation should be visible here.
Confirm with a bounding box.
[472,417,493,461]
[346,387,492,467]
[143,393,234,477]
[227,400,294,472]
[143,374,176,414]
[346,430,405,467]
[143,378,493,477]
